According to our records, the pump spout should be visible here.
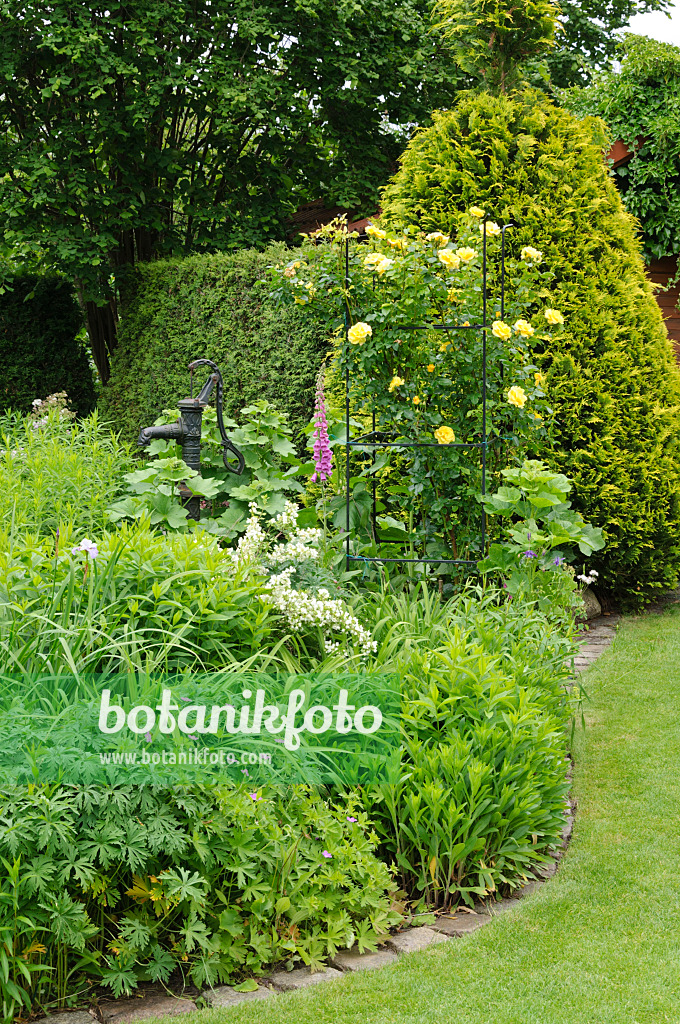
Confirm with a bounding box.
[137,422,184,449]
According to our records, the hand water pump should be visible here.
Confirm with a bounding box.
[137,359,245,521]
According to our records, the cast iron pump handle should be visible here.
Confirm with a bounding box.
[137,357,244,521]
[188,358,245,476]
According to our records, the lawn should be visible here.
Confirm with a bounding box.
[185,609,680,1024]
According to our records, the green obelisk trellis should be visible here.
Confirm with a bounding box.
[343,221,513,571]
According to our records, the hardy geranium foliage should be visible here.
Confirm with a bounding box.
[270,211,566,560]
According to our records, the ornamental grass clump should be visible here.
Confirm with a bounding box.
[380,87,680,606]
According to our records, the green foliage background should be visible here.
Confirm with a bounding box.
[0,274,95,416]
[563,34,680,262]
[380,88,680,606]
[99,245,329,446]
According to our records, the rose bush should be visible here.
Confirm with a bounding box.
[269,212,567,560]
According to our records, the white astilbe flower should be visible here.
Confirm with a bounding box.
[268,533,322,564]
[263,568,377,657]
[272,500,300,537]
[231,504,266,567]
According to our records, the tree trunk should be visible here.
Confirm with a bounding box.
[85,298,118,385]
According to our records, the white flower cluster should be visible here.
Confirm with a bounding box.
[231,504,266,567]
[263,567,377,657]
[268,530,323,564]
[272,500,300,536]
[577,569,599,586]
[268,502,322,563]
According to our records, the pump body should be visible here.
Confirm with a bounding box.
[137,359,244,521]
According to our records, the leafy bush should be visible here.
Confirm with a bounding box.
[0,783,399,1013]
[111,400,313,535]
[563,35,680,263]
[99,246,330,446]
[478,459,604,617]
[361,584,577,907]
[0,274,96,416]
[380,87,680,607]
[0,406,132,538]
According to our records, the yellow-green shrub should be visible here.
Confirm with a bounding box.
[380,88,680,606]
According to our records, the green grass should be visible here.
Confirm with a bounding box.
[170,609,680,1023]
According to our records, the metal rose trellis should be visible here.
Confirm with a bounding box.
[343,221,509,572]
[270,210,562,574]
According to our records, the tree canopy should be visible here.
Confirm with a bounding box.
[545,0,673,87]
[0,0,462,380]
[563,34,680,261]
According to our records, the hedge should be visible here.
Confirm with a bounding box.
[380,89,680,607]
[100,245,330,445]
[0,273,95,416]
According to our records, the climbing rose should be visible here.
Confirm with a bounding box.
[455,247,477,263]
[434,426,455,444]
[513,319,534,338]
[544,308,564,325]
[492,320,512,341]
[438,249,460,271]
[521,246,543,262]
[507,386,527,408]
[348,322,372,345]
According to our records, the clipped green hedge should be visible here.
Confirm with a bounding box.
[100,245,330,445]
[380,89,680,607]
[0,273,95,416]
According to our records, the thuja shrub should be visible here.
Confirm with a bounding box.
[100,245,330,446]
[0,273,95,416]
[380,88,680,607]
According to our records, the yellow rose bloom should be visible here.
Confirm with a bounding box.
[544,308,565,325]
[284,260,302,278]
[348,322,372,345]
[479,221,501,237]
[366,224,386,239]
[492,320,512,341]
[534,371,546,386]
[364,253,384,270]
[375,256,394,275]
[387,237,408,250]
[469,206,485,218]
[507,386,527,408]
[521,246,543,263]
[426,231,449,247]
[412,395,420,405]
[438,249,461,271]
[447,288,457,303]
[388,375,405,392]
[439,341,450,353]
[434,425,455,444]
[455,247,477,263]
[427,363,435,372]
[513,319,534,338]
